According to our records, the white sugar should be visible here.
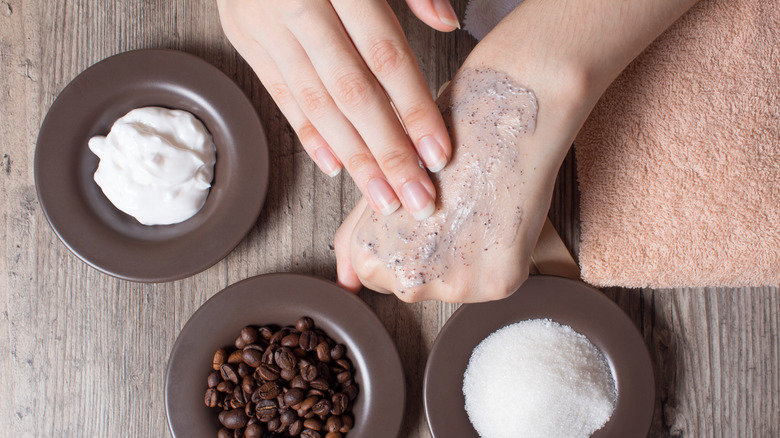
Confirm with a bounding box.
[462,319,616,438]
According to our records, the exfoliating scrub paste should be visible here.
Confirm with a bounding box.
[353,68,537,293]
[463,319,616,438]
[89,106,216,225]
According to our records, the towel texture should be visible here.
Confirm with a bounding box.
[575,0,780,288]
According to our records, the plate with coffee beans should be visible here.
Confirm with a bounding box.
[166,273,405,438]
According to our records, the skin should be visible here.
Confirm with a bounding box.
[217,0,461,220]
[335,0,702,302]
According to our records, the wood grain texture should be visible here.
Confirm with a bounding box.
[1,0,778,437]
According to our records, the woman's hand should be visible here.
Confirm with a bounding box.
[217,0,459,220]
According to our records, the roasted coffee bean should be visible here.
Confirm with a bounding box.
[256,363,281,382]
[303,417,322,431]
[218,408,249,429]
[281,333,300,348]
[284,388,305,406]
[262,345,279,366]
[330,393,348,416]
[218,428,233,438]
[255,399,278,422]
[258,326,274,340]
[331,345,346,361]
[299,362,318,382]
[324,433,341,438]
[298,330,318,351]
[301,429,322,438]
[315,342,331,363]
[334,359,351,372]
[291,375,309,390]
[295,316,314,332]
[280,409,298,426]
[306,389,325,398]
[267,417,282,432]
[299,396,318,415]
[213,349,228,370]
[244,422,262,438]
[208,371,222,388]
[269,330,286,345]
[292,347,308,358]
[316,363,331,381]
[237,362,254,379]
[342,384,358,401]
[221,364,240,384]
[339,414,353,433]
[309,378,330,392]
[240,326,259,344]
[217,381,235,393]
[312,399,332,418]
[288,419,304,436]
[275,347,297,370]
[242,349,263,368]
[235,336,247,350]
[205,388,220,408]
[244,401,256,417]
[242,376,256,394]
[335,371,351,385]
[258,381,281,400]
[325,415,341,433]
[280,367,297,381]
[228,349,244,364]
[232,386,247,406]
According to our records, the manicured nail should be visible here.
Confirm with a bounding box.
[402,181,435,220]
[418,136,448,173]
[433,0,460,29]
[367,178,401,216]
[315,148,342,177]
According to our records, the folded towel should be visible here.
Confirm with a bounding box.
[575,0,780,288]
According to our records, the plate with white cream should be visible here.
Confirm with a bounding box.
[423,275,655,438]
[35,49,269,282]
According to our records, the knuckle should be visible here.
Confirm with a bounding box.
[266,82,293,106]
[297,86,330,117]
[333,71,374,109]
[345,151,374,174]
[378,148,415,179]
[400,103,431,136]
[366,39,408,77]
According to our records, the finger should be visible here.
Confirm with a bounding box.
[334,197,368,293]
[333,0,452,174]
[262,29,402,216]
[287,3,437,220]
[404,0,460,32]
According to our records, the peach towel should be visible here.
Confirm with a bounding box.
[575,0,780,288]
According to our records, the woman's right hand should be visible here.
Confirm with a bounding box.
[217,0,459,220]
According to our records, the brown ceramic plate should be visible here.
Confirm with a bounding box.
[165,273,405,437]
[424,275,654,438]
[34,49,269,282]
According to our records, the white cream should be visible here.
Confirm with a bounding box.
[88,107,216,225]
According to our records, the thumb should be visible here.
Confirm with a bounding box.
[405,0,461,32]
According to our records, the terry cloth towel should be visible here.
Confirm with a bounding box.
[575,0,780,288]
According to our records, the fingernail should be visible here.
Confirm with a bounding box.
[418,136,448,172]
[402,181,435,220]
[433,0,460,29]
[315,148,342,177]
[367,178,401,216]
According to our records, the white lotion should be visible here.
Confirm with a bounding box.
[88,107,216,225]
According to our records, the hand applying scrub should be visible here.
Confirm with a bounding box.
[217,0,459,220]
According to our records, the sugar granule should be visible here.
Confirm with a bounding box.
[462,319,616,438]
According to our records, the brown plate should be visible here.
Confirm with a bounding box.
[165,273,405,437]
[424,275,654,438]
[34,49,269,282]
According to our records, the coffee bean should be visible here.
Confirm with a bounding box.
[280,367,297,381]
[213,349,227,370]
[298,331,318,351]
[310,378,330,392]
[267,417,282,432]
[208,371,222,388]
[244,423,262,438]
[325,415,341,433]
[334,359,351,372]
[258,381,281,400]
[331,393,348,416]
[281,333,300,348]
[242,349,263,368]
[301,429,322,438]
[335,371,351,385]
[291,375,309,390]
[288,419,304,436]
[292,347,308,358]
[256,363,281,382]
[315,343,331,363]
[270,330,286,345]
[284,388,305,406]
[324,433,342,438]
[281,410,298,426]
[241,326,259,344]
[235,336,247,350]
[255,399,278,422]
[217,381,235,393]
[339,414,353,433]
[295,316,314,332]
[306,389,325,398]
[228,349,244,364]
[244,401,255,417]
[303,417,322,431]
[262,345,279,366]
[221,364,240,385]
[342,384,358,401]
[332,345,347,361]
[299,362,318,382]
[218,408,248,429]
[205,388,220,408]
[312,399,332,418]
[242,376,256,394]
[232,386,247,406]
[299,396,318,415]
[237,362,253,379]
[275,347,297,370]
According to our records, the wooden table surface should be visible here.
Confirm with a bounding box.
[2,1,778,437]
